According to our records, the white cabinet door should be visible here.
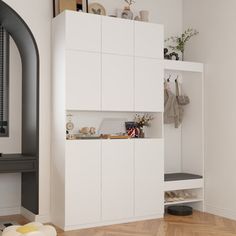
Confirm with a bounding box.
[102,54,134,111]
[65,140,101,226]
[66,50,101,110]
[135,21,163,59]
[134,139,164,217]
[102,16,134,55]
[65,11,101,52]
[102,140,134,221]
[135,58,164,112]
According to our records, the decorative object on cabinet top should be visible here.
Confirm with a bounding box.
[88,2,106,15]
[121,0,135,20]
[53,0,88,17]
[165,28,199,61]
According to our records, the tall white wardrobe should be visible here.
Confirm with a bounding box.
[51,10,204,231]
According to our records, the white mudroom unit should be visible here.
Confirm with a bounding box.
[51,10,204,231]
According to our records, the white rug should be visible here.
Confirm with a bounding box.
[0,221,19,235]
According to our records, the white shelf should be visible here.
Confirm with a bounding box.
[164,179,204,191]
[164,198,203,206]
[164,59,203,73]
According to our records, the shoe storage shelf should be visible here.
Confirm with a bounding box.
[164,59,204,210]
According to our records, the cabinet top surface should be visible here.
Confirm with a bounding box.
[54,10,164,27]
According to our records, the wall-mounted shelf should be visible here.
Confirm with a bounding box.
[164,59,203,72]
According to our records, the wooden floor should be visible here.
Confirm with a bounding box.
[1,211,236,236]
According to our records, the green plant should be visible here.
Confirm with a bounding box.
[165,28,199,60]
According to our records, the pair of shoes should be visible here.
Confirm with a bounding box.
[165,190,196,203]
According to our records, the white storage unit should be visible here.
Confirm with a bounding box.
[164,60,204,209]
[52,11,164,231]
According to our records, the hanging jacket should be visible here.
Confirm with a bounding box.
[164,85,184,128]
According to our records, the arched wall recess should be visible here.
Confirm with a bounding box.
[0,0,39,214]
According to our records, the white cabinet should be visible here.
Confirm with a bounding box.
[134,139,164,216]
[65,11,101,52]
[102,16,134,55]
[66,50,101,110]
[135,21,163,59]
[102,54,134,111]
[65,140,101,226]
[102,140,134,221]
[135,58,164,112]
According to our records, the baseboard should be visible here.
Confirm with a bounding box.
[0,206,21,216]
[63,214,164,231]
[205,204,236,221]
[21,207,50,223]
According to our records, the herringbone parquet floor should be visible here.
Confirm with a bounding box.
[58,211,236,236]
[1,211,236,236]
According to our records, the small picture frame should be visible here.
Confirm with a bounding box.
[53,0,88,17]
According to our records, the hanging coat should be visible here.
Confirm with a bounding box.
[164,86,184,128]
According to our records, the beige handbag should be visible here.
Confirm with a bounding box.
[175,79,190,105]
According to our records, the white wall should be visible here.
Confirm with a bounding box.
[1,0,52,221]
[88,0,183,37]
[183,0,236,220]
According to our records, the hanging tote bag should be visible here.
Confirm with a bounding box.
[175,79,190,105]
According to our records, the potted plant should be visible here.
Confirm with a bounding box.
[134,114,153,138]
[165,28,199,60]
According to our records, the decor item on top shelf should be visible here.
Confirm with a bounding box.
[99,118,126,135]
[66,113,75,140]
[125,122,140,138]
[122,0,135,19]
[58,0,77,15]
[76,0,88,12]
[134,114,154,138]
[53,0,88,17]
[79,127,96,135]
[165,28,199,60]
[88,2,106,15]
[139,10,149,22]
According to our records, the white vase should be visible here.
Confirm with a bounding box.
[140,10,149,22]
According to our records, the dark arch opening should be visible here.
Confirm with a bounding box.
[0,0,39,214]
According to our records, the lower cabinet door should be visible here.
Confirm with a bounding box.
[134,139,164,216]
[102,140,134,221]
[65,140,101,226]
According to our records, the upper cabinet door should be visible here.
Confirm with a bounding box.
[102,54,134,111]
[66,51,101,110]
[135,58,164,112]
[65,11,101,52]
[135,22,163,59]
[102,17,134,56]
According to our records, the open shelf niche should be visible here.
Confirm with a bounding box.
[164,60,204,210]
[66,111,163,139]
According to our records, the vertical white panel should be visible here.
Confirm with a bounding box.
[65,140,101,226]
[102,54,134,111]
[135,21,163,59]
[102,140,134,221]
[135,139,164,216]
[65,11,101,52]
[66,51,101,110]
[135,58,164,112]
[102,16,134,55]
